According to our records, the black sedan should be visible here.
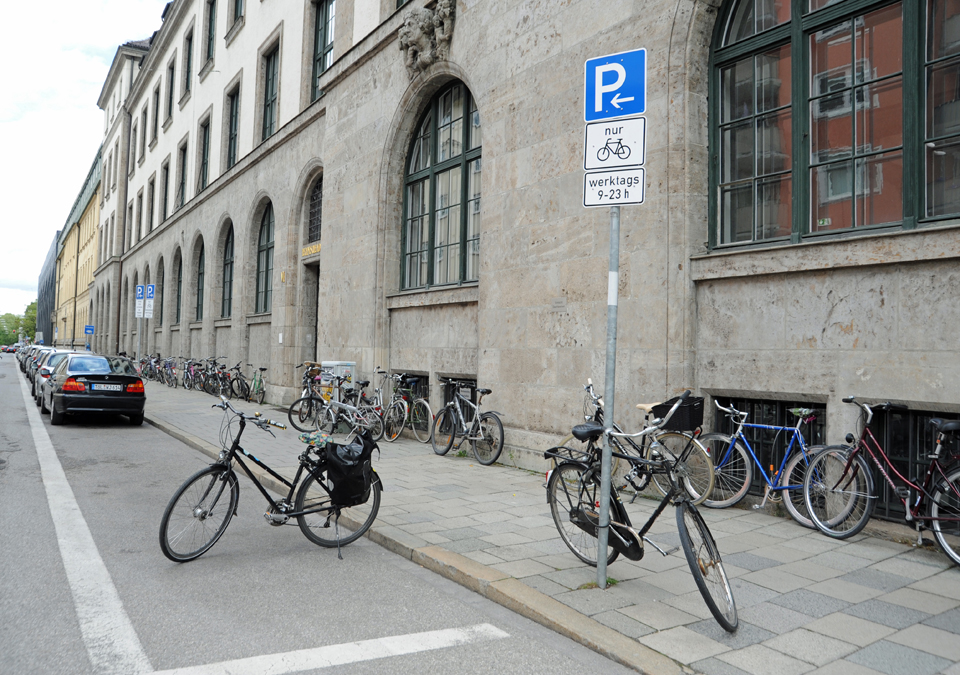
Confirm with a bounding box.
[41,354,146,426]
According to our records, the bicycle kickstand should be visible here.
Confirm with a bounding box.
[753,484,781,510]
[643,536,679,557]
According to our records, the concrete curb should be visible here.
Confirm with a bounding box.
[144,413,684,674]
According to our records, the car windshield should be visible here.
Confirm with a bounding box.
[68,356,137,375]
[47,353,70,369]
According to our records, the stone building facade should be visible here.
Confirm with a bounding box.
[55,152,101,350]
[86,0,960,479]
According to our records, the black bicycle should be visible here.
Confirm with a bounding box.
[159,397,382,562]
[545,391,737,632]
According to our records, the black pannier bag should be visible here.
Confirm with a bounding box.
[324,431,376,507]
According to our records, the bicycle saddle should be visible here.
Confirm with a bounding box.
[477,388,492,395]
[258,367,267,371]
[788,407,815,419]
[572,422,604,442]
[636,402,660,414]
[930,418,960,435]
[403,377,419,386]
[356,380,370,388]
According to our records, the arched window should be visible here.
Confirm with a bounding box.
[256,204,274,313]
[402,81,482,289]
[222,227,234,317]
[308,177,322,243]
[176,257,183,323]
[196,244,205,321]
[710,0,922,248]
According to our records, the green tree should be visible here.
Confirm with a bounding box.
[22,300,37,341]
[0,312,19,345]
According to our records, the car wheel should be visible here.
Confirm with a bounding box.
[129,412,144,426]
[50,404,65,425]
[40,392,49,414]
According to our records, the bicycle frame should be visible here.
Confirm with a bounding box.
[718,417,813,492]
[843,424,960,524]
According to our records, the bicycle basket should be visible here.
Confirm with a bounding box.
[652,396,704,431]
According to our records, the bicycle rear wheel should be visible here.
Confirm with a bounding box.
[700,433,752,509]
[361,408,385,442]
[159,465,239,562]
[410,399,433,443]
[546,462,619,567]
[383,400,407,442]
[930,465,960,566]
[472,412,504,465]
[432,408,456,455]
[803,447,875,539]
[295,470,381,547]
[650,432,714,506]
[780,449,816,529]
[255,378,265,405]
[676,500,737,632]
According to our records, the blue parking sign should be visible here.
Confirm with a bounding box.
[584,49,646,122]
[136,285,144,300]
[146,284,155,299]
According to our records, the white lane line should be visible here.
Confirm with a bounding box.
[154,624,510,675]
[19,375,153,674]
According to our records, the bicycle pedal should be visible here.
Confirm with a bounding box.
[895,487,910,500]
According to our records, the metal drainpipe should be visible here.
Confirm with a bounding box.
[72,225,80,348]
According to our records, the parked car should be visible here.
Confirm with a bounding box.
[41,354,145,426]
[27,347,55,384]
[33,350,78,402]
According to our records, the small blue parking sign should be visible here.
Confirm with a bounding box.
[136,285,144,300]
[584,49,646,122]
[146,284,155,299]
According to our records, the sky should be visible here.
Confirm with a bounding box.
[0,1,170,316]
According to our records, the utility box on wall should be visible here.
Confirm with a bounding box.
[321,361,356,392]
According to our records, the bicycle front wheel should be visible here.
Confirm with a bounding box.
[255,379,265,405]
[361,408,385,442]
[930,465,960,566]
[432,408,456,455]
[547,462,620,567]
[803,447,875,539]
[383,400,407,442]
[410,399,433,443]
[472,412,504,465]
[295,470,381,547]
[700,433,752,509]
[677,500,737,632]
[650,432,714,505]
[159,465,239,562]
[288,396,320,433]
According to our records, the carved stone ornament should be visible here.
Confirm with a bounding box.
[399,0,456,79]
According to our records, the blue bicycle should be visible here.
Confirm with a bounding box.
[699,401,823,528]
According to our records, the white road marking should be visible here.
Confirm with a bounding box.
[18,371,511,675]
[19,375,153,673]
[154,624,510,675]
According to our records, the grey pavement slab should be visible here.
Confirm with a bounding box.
[140,382,960,674]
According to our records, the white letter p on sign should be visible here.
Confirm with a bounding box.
[595,63,626,113]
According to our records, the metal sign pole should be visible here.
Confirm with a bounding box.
[137,317,142,363]
[597,204,620,590]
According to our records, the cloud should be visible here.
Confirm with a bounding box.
[0,279,40,292]
[0,1,170,303]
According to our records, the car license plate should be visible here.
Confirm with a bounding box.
[93,383,123,391]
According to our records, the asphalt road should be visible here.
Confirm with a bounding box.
[0,357,633,674]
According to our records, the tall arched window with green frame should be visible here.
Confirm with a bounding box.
[402,81,482,290]
[256,204,274,313]
[709,0,923,249]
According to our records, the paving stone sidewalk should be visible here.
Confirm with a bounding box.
[142,382,960,675]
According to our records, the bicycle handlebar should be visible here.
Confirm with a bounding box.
[714,399,746,419]
[213,396,286,434]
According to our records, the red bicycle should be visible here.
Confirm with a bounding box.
[802,396,960,565]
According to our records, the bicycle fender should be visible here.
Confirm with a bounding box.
[372,468,384,491]
[483,410,504,417]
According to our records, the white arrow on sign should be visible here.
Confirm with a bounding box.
[611,93,634,109]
